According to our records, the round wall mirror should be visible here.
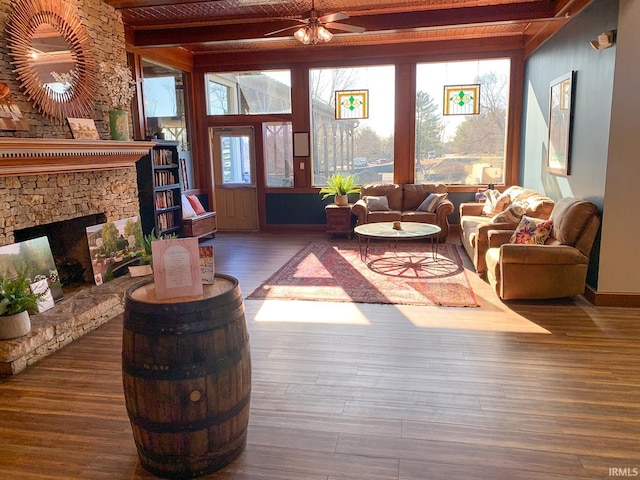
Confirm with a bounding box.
[7,0,97,121]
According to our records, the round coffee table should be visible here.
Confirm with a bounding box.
[354,222,442,261]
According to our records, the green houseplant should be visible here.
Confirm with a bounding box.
[0,268,44,339]
[319,173,360,206]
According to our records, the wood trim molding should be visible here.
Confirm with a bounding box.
[0,138,155,176]
[583,284,640,308]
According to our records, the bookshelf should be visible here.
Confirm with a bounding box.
[136,140,183,237]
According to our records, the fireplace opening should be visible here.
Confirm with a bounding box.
[14,213,107,287]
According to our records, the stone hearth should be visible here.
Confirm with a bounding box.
[0,275,143,375]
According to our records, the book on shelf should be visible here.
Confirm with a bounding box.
[151,148,175,166]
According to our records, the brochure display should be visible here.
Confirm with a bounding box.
[151,237,203,299]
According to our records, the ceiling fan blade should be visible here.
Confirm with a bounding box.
[325,22,366,34]
[319,12,348,23]
[264,24,302,36]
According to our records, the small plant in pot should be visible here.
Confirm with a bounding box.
[319,173,360,206]
[0,268,44,340]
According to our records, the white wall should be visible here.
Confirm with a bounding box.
[597,0,640,294]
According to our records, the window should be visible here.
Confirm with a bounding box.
[219,134,252,185]
[141,59,193,189]
[310,65,395,187]
[415,59,510,185]
[205,70,292,115]
[263,122,294,187]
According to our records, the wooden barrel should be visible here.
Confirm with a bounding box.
[122,274,251,479]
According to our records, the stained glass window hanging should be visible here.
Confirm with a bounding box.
[335,90,369,119]
[443,84,480,115]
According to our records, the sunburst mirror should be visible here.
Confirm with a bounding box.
[7,0,97,121]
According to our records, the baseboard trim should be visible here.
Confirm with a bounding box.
[583,285,640,307]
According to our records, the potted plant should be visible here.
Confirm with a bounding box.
[319,173,360,206]
[0,268,43,340]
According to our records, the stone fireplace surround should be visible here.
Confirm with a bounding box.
[0,138,154,374]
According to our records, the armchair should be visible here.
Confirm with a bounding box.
[485,197,600,300]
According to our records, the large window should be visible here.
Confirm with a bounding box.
[310,65,395,187]
[205,70,291,115]
[415,59,510,185]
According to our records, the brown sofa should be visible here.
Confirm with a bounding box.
[459,186,555,274]
[351,183,454,241]
[484,197,600,300]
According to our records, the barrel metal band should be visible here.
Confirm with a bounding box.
[137,430,247,477]
[123,299,246,335]
[122,343,249,380]
[127,391,251,433]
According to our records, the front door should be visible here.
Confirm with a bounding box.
[210,126,258,231]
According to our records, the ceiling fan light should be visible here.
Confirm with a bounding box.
[294,26,307,42]
[317,25,333,42]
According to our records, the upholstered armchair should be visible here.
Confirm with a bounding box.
[484,197,600,300]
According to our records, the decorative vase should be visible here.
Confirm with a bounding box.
[0,310,31,340]
[108,109,130,141]
[335,194,348,206]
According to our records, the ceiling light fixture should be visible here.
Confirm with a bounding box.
[294,22,333,45]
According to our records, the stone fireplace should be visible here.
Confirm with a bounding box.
[0,138,154,375]
[0,138,153,252]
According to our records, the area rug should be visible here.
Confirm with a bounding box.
[247,242,478,307]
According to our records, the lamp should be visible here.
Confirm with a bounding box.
[294,22,333,45]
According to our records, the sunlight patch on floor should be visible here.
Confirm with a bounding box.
[247,298,550,333]
[250,299,371,325]
[393,304,552,334]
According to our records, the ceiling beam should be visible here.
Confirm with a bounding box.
[130,2,559,48]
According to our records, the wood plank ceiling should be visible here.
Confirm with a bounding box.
[106,0,594,58]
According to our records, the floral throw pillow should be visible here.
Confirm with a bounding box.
[509,216,553,244]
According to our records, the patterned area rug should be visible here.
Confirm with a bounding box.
[247,242,478,307]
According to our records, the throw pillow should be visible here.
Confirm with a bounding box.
[489,202,525,224]
[417,193,448,213]
[187,195,207,215]
[482,189,511,216]
[181,194,197,219]
[363,195,391,211]
[509,216,553,244]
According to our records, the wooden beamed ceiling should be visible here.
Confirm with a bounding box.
[108,0,595,60]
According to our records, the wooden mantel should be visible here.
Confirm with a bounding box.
[0,138,157,176]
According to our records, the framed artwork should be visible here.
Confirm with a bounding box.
[86,216,145,285]
[443,84,480,115]
[547,71,576,176]
[293,132,309,157]
[0,236,63,305]
[335,90,369,120]
[67,117,100,140]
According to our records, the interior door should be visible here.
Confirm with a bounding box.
[210,127,259,231]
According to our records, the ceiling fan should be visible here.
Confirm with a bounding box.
[265,1,365,45]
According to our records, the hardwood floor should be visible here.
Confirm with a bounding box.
[1,232,639,479]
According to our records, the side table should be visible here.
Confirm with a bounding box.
[325,203,354,239]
